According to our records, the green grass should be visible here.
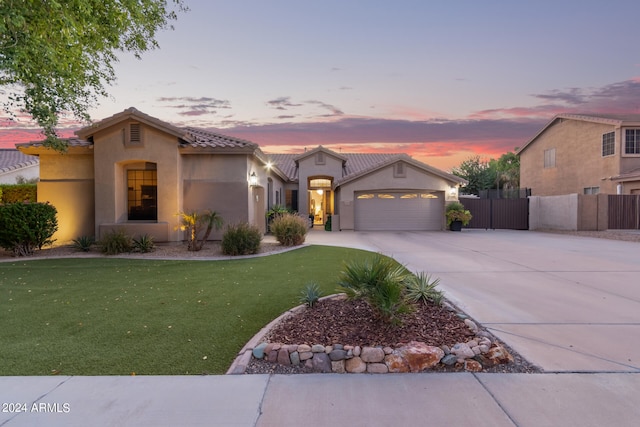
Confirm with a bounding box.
[0,246,371,376]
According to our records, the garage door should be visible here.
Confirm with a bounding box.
[354,191,444,231]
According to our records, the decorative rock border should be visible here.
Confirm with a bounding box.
[227,295,514,374]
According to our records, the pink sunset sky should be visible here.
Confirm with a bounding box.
[2,0,640,171]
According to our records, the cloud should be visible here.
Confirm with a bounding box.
[474,79,640,120]
[266,97,302,110]
[157,96,231,116]
[305,100,344,117]
[212,116,542,156]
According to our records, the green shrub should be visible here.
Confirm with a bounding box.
[72,235,95,252]
[0,184,37,203]
[405,272,444,305]
[337,254,414,325]
[132,234,155,253]
[270,213,307,246]
[221,222,262,255]
[99,230,133,255]
[299,282,322,308]
[0,202,58,256]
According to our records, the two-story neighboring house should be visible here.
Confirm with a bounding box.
[518,114,640,196]
[17,108,465,243]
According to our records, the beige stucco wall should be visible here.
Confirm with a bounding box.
[520,119,621,196]
[92,122,181,241]
[0,163,39,184]
[337,162,456,230]
[529,194,579,230]
[35,152,95,243]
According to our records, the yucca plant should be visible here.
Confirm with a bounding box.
[72,235,95,252]
[405,272,444,306]
[132,234,155,253]
[299,282,322,308]
[337,254,414,325]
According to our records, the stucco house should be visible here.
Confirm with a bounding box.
[17,108,465,243]
[0,149,39,184]
[518,113,640,196]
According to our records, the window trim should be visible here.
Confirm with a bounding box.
[624,129,640,156]
[602,131,615,157]
[544,148,556,168]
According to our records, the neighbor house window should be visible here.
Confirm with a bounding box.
[602,132,615,156]
[127,170,157,220]
[584,187,599,195]
[544,148,556,168]
[625,129,640,154]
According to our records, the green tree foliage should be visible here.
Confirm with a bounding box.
[0,202,58,256]
[0,0,187,150]
[452,150,520,195]
[491,150,520,190]
[451,155,496,196]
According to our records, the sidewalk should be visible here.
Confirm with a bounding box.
[2,373,639,426]
[2,230,640,426]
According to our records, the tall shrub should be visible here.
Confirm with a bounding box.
[0,202,58,256]
[0,184,37,203]
[270,213,307,246]
[221,222,262,255]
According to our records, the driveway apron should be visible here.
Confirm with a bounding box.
[306,229,640,373]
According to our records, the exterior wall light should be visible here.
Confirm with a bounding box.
[249,172,258,186]
[449,186,458,197]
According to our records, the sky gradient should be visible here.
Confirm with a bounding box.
[2,0,640,171]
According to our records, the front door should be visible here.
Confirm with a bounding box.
[308,189,332,225]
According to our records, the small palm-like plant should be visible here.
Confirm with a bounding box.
[299,282,322,308]
[72,235,95,252]
[405,272,444,306]
[177,210,223,251]
[337,254,414,325]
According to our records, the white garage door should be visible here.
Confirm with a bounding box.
[354,191,444,231]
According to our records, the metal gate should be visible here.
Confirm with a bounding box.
[461,198,529,230]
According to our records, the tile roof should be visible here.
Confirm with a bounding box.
[182,128,258,149]
[0,149,39,173]
[267,152,403,182]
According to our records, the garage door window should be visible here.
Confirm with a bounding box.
[357,194,375,199]
[378,194,395,199]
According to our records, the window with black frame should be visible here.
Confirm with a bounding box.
[127,170,157,220]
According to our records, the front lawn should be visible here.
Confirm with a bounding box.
[0,246,370,375]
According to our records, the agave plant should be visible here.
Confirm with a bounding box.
[405,272,444,305]
[299,282,322,308]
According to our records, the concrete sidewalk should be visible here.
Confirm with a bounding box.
[3,230,640,426]
[2,373,639,426]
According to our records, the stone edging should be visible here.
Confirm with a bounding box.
[226,295,514,374]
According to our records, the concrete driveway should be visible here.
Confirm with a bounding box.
[306,229,640,373]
